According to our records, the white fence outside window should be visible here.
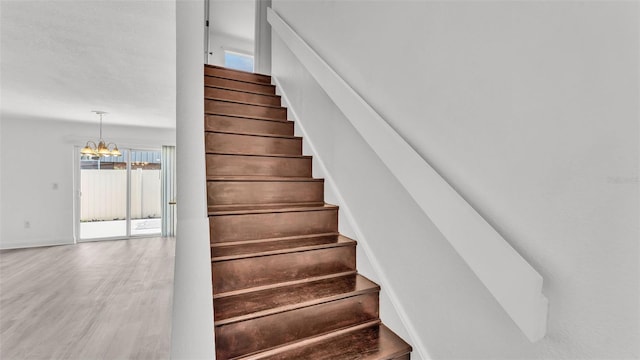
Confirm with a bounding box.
[80,169,161,222]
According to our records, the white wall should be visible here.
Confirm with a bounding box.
[171,0,215,358]
[208,0,255,66]
[254,0,272,74]
[0,116,175,249]
[271,1,639,359]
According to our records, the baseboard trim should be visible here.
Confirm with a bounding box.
[0,239,74,250]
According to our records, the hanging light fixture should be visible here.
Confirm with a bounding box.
[81,111,121,158]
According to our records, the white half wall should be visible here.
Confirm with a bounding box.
[171,0,215,358]
[0,115,175,249]
[271,1,638,359]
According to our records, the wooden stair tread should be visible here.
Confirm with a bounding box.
[246,323,411,360]
[205,87,281,107]
[211,235,356,261]
[211,232,340,247]
[208,202,325,213]
[205,151,302,158]
[211,235,355,262]
[206,99,287,121]
[205,113,290,124]
[207,176,322,182]
[206,152,311,159]
[209,203,338,216]
[205,76,276,96]
[206,130,301,140]
[205,97,285,110]
[204,108,284,119]
[205,64,271,82]
[205,111,288,123]
[214,271,358,299]
[214,273,379,325]
[205,74,274,87]
[205,85,281,98]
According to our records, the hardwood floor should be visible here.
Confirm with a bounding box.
[0,237,175,359]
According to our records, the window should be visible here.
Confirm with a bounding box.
[78,149,162,240]
[224,50,254,72]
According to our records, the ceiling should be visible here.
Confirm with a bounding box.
[0,0,176,128]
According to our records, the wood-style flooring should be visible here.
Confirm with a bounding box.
[0,237,174,359]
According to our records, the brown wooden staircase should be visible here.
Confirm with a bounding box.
[205,65,412,360]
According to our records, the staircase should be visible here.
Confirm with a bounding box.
[205,65,412,360]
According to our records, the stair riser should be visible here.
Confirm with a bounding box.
[212,245,356,294]
[206,154,312,178]
[210,208,338,243]
[205,76,276,94]
[205,66,271,84]
[208,181,324,207]
[211,235,341,259]
[205,115,294,136]
[206,99,287,120]
[215,292,378,359]
[205,132,302,156]
[205,87,281,107]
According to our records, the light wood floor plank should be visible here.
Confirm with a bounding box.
[0,237,175,359]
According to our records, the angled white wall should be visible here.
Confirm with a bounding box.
[271,1,639,359]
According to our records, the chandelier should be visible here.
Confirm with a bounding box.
[81,111,121,158]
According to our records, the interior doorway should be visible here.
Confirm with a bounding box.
[206,0,256,67]
[77,149,162,241]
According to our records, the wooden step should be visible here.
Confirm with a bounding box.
[205,131,302,156]
[214,275,379,359]
[205,86,281,107]
[214,273,379,323]
[212,233,343,260]
[206,99,286,120]
[205,76,276,95]
[207,177,324,209]
[243,323,412,360]
[209,204,338,243]
[206,153,311,178]
[209,202,327,213]
[205,115,293,137]
[202,67,412,360]
[211,236,357,294]
[205,65,272,84]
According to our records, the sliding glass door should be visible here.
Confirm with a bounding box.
[129,150,162,236]
[79,150,128,239]
[78,149,162,241]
